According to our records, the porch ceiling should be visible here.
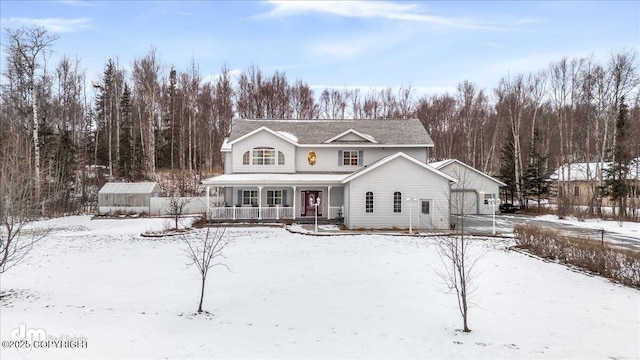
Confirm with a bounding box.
[202,173,348,186]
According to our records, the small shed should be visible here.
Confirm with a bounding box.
[98,182,164,214]
[430,159,506,215]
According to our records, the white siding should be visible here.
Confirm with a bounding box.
[294,147,428,173]
[346,157,450,230]
[438,162,501,215]
[224,152,232,174]
[232,131,296,173]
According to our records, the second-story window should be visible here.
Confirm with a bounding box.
[243,151,250,165]
[343,150,359,166]
[253,147,276,165]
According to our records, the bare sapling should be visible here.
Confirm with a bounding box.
[184,226,231,313]
[167,195,191,230]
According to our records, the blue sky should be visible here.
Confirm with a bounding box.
[1,0,638,95]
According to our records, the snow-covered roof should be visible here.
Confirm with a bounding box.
[98,182,162,194]
[202,173,349,186]
[550,158,640,181]
[430,159,507,187]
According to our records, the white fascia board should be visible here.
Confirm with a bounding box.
[297,143,434,148]
[342,152,456,184]
[324,129,378,144]
[226,126,299,146]
[439,159,507,187]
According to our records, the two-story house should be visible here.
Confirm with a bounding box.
[202,119,456,230]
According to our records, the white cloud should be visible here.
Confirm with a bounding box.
[261,0,511,31]
[2,17,91,33]
[201,68,243,85]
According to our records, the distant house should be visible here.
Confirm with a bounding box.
[430,159,506,215]
[98,182,164,214]
[202,119,456,230]
[549,159,640,207]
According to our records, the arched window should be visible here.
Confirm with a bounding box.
[393,192,402,213]
[365,191,373,213]
[243,151,250,165]
[278,151,285,165]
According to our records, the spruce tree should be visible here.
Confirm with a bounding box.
[119,83,133,180]
[605,96,631,218]
[523,128,549,209]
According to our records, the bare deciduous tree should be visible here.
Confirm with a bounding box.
[4,26,59,204]
[167,195,191,230]
[0,139,49,273]
[184,226,231,313]
[435,165,484,332]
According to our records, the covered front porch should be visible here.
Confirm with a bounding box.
[203,173,347,222]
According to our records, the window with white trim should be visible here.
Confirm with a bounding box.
[267,190,283,206]
[343,150,359,166]
[243,151,250,165]
[278,151,285,165]
[242,190,258,206]
[253,147,276,165]
[365,191,374,213]
[394,192,402,213]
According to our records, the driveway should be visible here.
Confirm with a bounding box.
[454,213,640,250]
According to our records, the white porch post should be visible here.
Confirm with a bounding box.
[292,186,297,220]
[327,186,332,220]
[258,186,263,220]
[205,185,210,219]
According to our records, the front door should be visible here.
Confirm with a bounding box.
[302,191,322,217]
[419,199,432,228]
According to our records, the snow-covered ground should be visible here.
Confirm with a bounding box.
[533,214,640,238]
[1,216,638,359]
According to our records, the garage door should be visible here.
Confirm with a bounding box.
[451,190,477,215]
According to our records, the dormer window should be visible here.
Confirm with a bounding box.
[245,147,285,165]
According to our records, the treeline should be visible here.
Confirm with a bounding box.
[1,26,639,215]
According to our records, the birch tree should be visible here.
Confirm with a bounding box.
[3,26,59,204]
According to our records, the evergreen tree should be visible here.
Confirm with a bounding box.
[523,128,549,209]
[604,96,631,217]
[119,83,133,180]
[499,137,517,205]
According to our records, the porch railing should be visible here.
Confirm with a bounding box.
[207,206,294,220]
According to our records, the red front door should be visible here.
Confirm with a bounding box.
[302,191,322,217]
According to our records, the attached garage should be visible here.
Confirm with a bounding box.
[451,190,478,215]
[430,159,506,215]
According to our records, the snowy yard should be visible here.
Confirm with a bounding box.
[1,216,638,359]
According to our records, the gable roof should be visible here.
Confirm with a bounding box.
[550,158,640,181]
[324,129,378,144]
[430,159,507,187]
[343,152,456,184]
[226,119,434,147]
[98,182,162,194]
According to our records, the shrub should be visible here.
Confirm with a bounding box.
[514,224,640,288]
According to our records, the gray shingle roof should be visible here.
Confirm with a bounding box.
[227,119,434,146]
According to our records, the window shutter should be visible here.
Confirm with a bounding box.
[282,190,288,206]
[358,150,364,166]
[237,190,242,205]
[338,150,343,166]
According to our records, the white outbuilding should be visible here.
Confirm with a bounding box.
[98,182,164,214]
